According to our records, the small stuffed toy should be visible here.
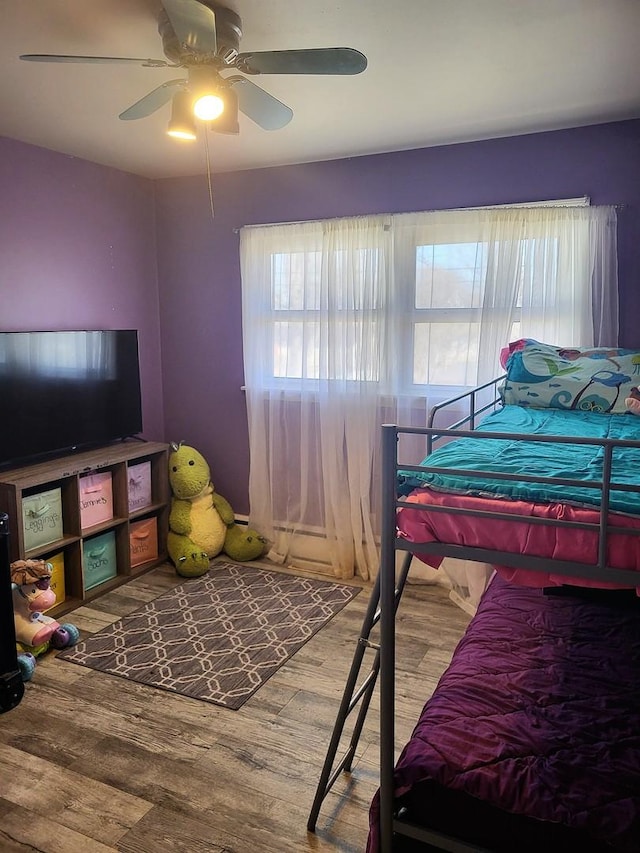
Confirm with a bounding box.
[167,442,267,578]
[11,559,80,681]
[625,386,640,415]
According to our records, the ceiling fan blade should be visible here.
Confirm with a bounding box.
[20,54,173,67]
[236,47,367,76]
[227,76,293,130]
[161,0,217,55]
[119,78,186,120]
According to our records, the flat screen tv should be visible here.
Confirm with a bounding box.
[0,330,143,469]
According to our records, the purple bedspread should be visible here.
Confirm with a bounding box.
[368,576,640,852]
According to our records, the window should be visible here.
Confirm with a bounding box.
[257,227,523,393]
[240,205,617,581]
[242,204,616,396]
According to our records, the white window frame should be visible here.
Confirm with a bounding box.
[248,198,590,393]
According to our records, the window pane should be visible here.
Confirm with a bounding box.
[415,242,486,309]
[274,320,381,381]
[273,321,319,379]
[272,252,321,310]
[413,322,480,386]
[329,248,381,311]
[520,237,558,308]
[325,320,380,381]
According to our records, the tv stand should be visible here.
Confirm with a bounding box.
[0,441,170,618]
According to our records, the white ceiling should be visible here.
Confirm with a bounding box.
[2,0,640,180]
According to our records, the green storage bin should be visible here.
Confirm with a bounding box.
[83,530,117,590]
[22,486,63,551]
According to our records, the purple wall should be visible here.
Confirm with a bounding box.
[155,119,640,514]
[0,136,164,442]
[2,122,639,515]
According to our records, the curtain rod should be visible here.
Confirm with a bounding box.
[233,199,627,233]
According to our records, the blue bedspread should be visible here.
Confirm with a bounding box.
[397,406,640,514]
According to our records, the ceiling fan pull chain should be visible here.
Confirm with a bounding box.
[203,129,215,221]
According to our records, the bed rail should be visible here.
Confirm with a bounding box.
[426,375,505,453]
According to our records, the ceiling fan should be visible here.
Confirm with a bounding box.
[20,0,368,140]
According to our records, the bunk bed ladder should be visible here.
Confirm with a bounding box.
[307,550,414,832]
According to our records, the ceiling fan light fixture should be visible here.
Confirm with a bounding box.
[188,66,225,121]
[193,93,224,121]
[167,90,197,140]
[20,3,369,143]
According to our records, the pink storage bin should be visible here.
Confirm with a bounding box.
[128,461,152,512]
[79,471,113,529]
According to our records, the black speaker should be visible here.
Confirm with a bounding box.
[0,513,24,713]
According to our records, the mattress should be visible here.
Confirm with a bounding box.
[398,406,640,514]
[367,575,640,852]
[396,405,640,589]
[397,489,640,589]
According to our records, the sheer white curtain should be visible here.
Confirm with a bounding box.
[240,205,618,582]
[241,215,406,581]
[514,204,618,347]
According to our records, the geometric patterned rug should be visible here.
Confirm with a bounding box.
[58,561,361,709]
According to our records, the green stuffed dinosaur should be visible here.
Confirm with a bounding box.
[167,442,267,578]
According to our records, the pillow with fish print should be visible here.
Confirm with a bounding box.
[501,340,640,414]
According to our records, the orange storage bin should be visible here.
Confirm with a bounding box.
[129,517,158,568]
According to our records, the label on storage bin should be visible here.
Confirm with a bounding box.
[83,530,117,590]
[22,487,63,551]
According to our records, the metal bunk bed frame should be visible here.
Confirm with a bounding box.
[307,377,640,852]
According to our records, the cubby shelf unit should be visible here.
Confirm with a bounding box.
[0,441,170,618]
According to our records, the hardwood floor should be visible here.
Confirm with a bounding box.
[0,559,471,853]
